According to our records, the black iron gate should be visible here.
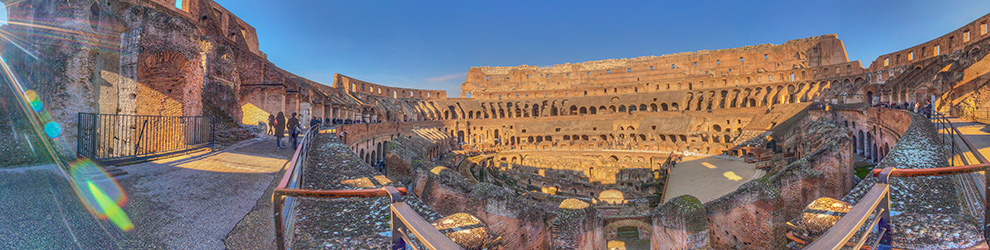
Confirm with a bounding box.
[77,113,215,164]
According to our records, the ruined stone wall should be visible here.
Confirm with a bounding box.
[462,35,853,100]
[703,116,854,249]
[333,73,446,99]
[652,195,710,249]
[391,143,553,249]
[955,83,990,123]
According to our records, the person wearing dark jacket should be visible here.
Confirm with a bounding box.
[267,114,275,135]
[275,112,286,150]
[287,113,301,149]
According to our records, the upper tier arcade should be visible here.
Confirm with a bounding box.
[461,34,851,99]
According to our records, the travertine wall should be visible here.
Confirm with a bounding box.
[462,35,855,100]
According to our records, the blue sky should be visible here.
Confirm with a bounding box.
[212,0,990,97]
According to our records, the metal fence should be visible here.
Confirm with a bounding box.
[77,113,215,164]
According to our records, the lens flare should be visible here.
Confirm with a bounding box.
[24,89,36,100]
[44,121,60,138]
[24,89,42,112]
[87,180,134,231]
[30,98,42,112]
[69,159,131,231]
[0,23,134,232]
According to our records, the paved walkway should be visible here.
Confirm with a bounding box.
[945,117,990,165]
[0,135,295,249]
[115,136,294,250]
[0,164,123,249]
[663,156,760,203]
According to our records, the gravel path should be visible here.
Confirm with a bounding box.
[290,132,444,249]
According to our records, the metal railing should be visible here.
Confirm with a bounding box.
[805,112,989,249]
[272,124,462,250]
[76,113,214,164]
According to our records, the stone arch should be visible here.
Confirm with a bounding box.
[604,219,652,241]
[137,50,196,116]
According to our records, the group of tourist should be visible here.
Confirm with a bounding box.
[328,118,384,125]
[266,112,301,151]
[669,154,684,168]
[261,113,396,152]
[872,99,934,118]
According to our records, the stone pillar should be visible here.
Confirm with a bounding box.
[552,199,604,250]
[653,195,710,250]
[113,28,142,156]
[299,102,311,129]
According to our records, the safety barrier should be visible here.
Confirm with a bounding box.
[76,112,214,164]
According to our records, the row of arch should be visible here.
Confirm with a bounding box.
[472,61,868,101]
[426,77,872,121]
[355,137,391,166]
[440,101,685,120]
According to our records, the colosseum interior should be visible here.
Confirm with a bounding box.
[2,0,990,249]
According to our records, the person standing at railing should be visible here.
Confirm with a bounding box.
[288,113,301,149]
[275,112,286,150]
[309,116,319,128]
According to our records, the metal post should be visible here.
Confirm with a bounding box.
[385,186,405,250]
[210,116,216,147]
[878,167,894,249]
[273,193,285,250]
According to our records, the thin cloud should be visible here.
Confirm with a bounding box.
[425,72,468,83]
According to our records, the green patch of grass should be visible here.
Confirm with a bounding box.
[854,166,874,179]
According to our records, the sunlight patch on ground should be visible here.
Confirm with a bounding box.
[608,240,626,249]
[341,177,376,188]
[723,171,743,181]
[174,152,285,173]
[701,162,717,169]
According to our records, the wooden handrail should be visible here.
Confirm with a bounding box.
[391,202,464,250]
[870,163,990,177]
[788,232,904,250]
[805,184,889,250]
